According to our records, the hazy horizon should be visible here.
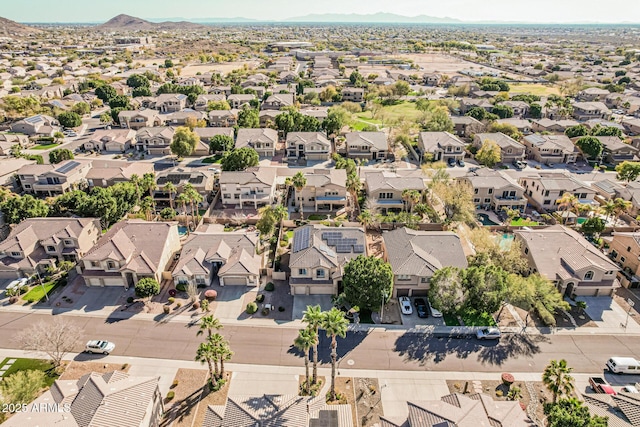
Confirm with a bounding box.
[3,0,640,24]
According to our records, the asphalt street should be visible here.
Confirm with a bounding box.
[0,312,637,374]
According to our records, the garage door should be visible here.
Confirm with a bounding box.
[88,278,102,287]
[103,277,125,287]
[0,270,21,280]
[294,286,308,295]
[411,289,429,297]
[396,289,410,297]
[223,276,246,286]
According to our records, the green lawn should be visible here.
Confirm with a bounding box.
[30,143,59,150]
[285,230,294,240]
[510,218,540,226]
[308,214,328,220]
[356,102,423,125]
[0,358,59,386]
[23,279,62,302]
[509,83,560,97]
[202,155,222,164]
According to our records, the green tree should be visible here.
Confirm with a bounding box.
[476,139,502,167]
[256,205,278,237]
[237,107,259,128]
[545,398,608,427]
[170,126,200,158]
[565,125,589,138]
[543,359,575,403]
[71,102,90,116]
[292,171,308,219]
[430,180,476,225]
[0,370,45,407]
[423,106,454,132]
[428,267,465,313]
[206,100,231,111]
[576,136,603,160]
[342,255,393,312]
[108,94,130,110]
[323,106,350,136]
[508,274,569,327]
[580,217,605,237]
[221,147,259,171]
[95,84,116,103]
[487,122,522,140]
[57,111,82,128]
[322,308,349,401]
[463,265,508,314]
[126,74,150,88]
[591,125,622,138]
[49,148,74,164]
[134,278,160,302]
[491,104,514,119]
[616,161,640,182]
[466,107,488,121]
[197,315,223,339]
[302,305,324,385]
[132,86,152,97]
[0,195,49,224]
[529,103,542,119]
[210,134,234,153]
[294,328,316,395]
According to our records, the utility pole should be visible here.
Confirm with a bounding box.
[624,299,635,330]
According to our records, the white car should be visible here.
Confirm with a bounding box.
[428,301,443,318]
[476,327,501,340]
[623,385,639,393]
[85,340,115,355]
[399,297,413,315]
[6,278,28,291]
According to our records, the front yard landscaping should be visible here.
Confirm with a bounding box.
[444,310,497,327]
[30,142,59,150]
[510,218,540,226]
[0,358,59,387]
[22,277,66,302]
[202,154,222,164]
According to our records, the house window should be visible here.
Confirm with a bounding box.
[544,190,550,196]
[473,198,480,203]
[524,248,529,255]
[628,247,632,252]
[64,240,73,246]
[474,188,479,194]
[46,246,55,252]
[397,275,411,281]
[10,252,21,257]
[580,193,587,198]
[621,257,626,263]
[316,269,325,278]
[420,277,428,283]
[223,194,230,199]
[91,261,100,267]
[24,184,31,189]
[107,261,117,270]
[298,268,307,275]
[484,198,491,203]
[584,270,594,280]
[543,200,551,205]
[234,194,240,199]
[488,189,493,194]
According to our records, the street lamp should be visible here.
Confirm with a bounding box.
[33,269,48,302]
[624,298,635,330]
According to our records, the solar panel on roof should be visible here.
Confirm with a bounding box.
[353,245,365,253]
[55,161,80,174]
[342,238,358,245]
[336,245,352,253]
[293,227,311,252]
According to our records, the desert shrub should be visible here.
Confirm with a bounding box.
[176,302,182,308]
[204,289,217,300]
[176,283,187,292]
[171,380,179,389]
[126,296,134,304]
[168,289,177,297]
[534,301,556,326]
[261,307,270,316]
[168,297,175,304]
[256,294,265,303]
[163,305,171,314]
[193,301,200,309]
[265,282,275,291]
[246,302,258,314]
[166,391,175,400]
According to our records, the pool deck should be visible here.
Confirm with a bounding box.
[476,209,502,226]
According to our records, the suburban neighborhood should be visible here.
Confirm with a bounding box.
[0,5,639,427]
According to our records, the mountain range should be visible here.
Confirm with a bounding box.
[0,16,42,35]
[96,14,209,31]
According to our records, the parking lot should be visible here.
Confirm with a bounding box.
[398,297,446,328]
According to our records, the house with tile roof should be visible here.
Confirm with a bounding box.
[461,168,527,213]
[382,227,467,298]
[344,131,390,160]
[418,132,466,163]
[172,231,260,287]
[135,126,176,155]
[83,128,136,152]
[451,115,485,138]
[235,128,278,157]
[289,225,366,295]
[155,93,188,112]
[193,127,235,156]
[262,93,294,110]
[17,159,92,197]
[364,170,426,214]
[595,136,639,165]
[473,132,525,164]
[85,160,155,189]
[208,109,239,127]
[219,167,277,210]
[0,218,101,279]
[515,225,619,297]
[518,171,595,213]
[203,393,353,427]
[118,109,165,130]
[154,167,215,209]
[80,220,181,288]
[379,393,533,427]
[3,371,163,427]
[521,134,579,164]
[609,232,640,288]
[583,390,640,426]
[286,132,332,162]
[295,169,348,215]
[9,114,60,136]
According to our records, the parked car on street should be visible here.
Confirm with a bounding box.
[399,296,413,315]
[85,340,115,355]
[476,327,501,340]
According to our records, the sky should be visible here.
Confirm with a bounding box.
[2,0,639,23]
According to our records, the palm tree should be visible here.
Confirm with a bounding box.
[164,182,177,210]
[292,171,307,220]
[322,307,349,401]
[402,189,421,214]
[195,340,217,381]
[601,200,616,224]
[197,315,223,339]
[142,172,156,198]
[176,193,190,222]
[357,209,373,230]
[542,359,574,404]
[140,196,154,221]
[302,305,324,384]
[183,183,198,220]
[216,335,233,380]
[556,193,577,225]
[613,198,632,224]
[130,174,141,204]
[294,328,316,395]
[413,203,429,220]
[346,173,362,218]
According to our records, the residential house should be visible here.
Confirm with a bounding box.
[344,131,390,160]
[519,171,595,212]
[0,133,29,155]
[203,394,353,427]
[154,167,214,209]
[473,132,525,164]
[118,109,164,130]
[194,127,235,156]
[172,231,260,287]
[295,169,348,214]
[364,170,426,214]
[211,86,232,96]
[227,94,256,109]
[459,98,493,114]
[422,73,442,86]
[2,371,164,427]
[0,218,101,279]
[622,117,640,136]
[451,116,485,138]
[83,128,136,152]
[500,100,530,118]
[609,232,640,288]
[235,128,278,157]
[259,110,284,127]
[208,109,238,127]
[496,117,532,134]
[515,225,619,296]
[596,136,639,165]
[163,110,207,128]
[85,161,154,188]
[531,118,579,133]
[417,131,466,163]
[17,160,91,196]
[382,227,467,298]
[286,132,332,162]
[578,87,610,102]
[289,225,366,295]
[572,102,612,121]
[219,167,277,209]
[0,158,36,191]
[379,393,533,427]
[262,93,294,110]
[136,126,176,155]
[10,114,60,137]
[193,94,226,111]
[342,87,364,103]
[155,93,188,112]
[521,134,579,164]
[81,220,181,288]
[583,392,640,427]
[462,168,527,212]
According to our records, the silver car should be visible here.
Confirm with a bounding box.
[85,340,115,354]
[476,327,501,340]
[399,296,413,315]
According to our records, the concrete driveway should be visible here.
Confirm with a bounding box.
[73,287,125,313]
[380,377,450,421]
[292,295,333,320]
[212,282,252,321]
[229,371,299,395]
[400,312,445,328]
[578,296,640,331]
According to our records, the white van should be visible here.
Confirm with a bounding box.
[607,357,640,374]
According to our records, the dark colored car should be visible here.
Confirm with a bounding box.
[414,298,426,307]
[457,158,465,167]
[447,158,456,167]
[416,304,429,318]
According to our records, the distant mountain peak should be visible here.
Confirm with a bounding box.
[0,15,42,35]
[97,14,208,31]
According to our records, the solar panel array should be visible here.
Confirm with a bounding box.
[321,231,363,254]
[55,161,80,174]
[293,227,311,252]
[322,231,343,240]
[353,245,365,253]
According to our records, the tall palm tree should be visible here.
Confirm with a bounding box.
[346,173,362,218]
[142,172,156,198]
[402,189,421,214]
[357,209,373,230]
[542,359,575,404]
[294,328,316,395]
[601,200,616,224]
[556,192,577,225]
[176,193,190,224]
[197,315,222,339]
[164,182,177,210]
[322,307,349,401]
[130,174,142,204]
[302,305,324,384]
[195,340,217,382]
[291,171,307,220]
[216,335,233,380]
[140,196,154,221]
[613,198,632,223]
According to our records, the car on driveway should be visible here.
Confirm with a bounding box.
[457,158,465,167]
[414,298,429,318]
[85,340,115,355]
[476,327,501,340]
[6,278,28,291]
[428,301,443,318]
[623,385,639,393]
[447,158,456,167]
[399,296,413,315]
[414,298,426,307]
